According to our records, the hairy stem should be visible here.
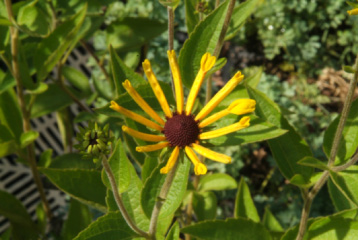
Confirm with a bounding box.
[4,0,52,220]
[57,63,93,113]
[167,6,175,97]
[80,40,112,85]
[327,55,358,166]
[296,53,358,240]
[102,155,150,238]
[332,150,358,172]
[149,161,179,239]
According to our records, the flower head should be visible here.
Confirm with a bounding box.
[110,51,256,175]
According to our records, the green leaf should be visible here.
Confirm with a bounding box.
[206,57,227,77]
[0,71,15,94]
[38,149,52,168]
[179,0,230,88]
[29,83,85,118]
[35,204,46,235]
[184,0,200,35]
[49,153,96,169]
[281,208,358,240]
[109,45,146,96]
[93,75,113,101]
[39,168,107,211]
[262,207,283,232]
[0,16,11,26]
[17,0,50,36]
[73,211,140,240]
[328,178,356,211]
[328,166,358,208]
[192,191,217,221]
[20,130,39,148]
[247,85,313,183]
[347,1,358,8]
[101,140,131,194]
[0,123,18,157]
[234,177,260,222]
[0,190,39,240]
[343,65,355,73]
[181,218,271,240]
[297,156,329,171]
[123,132,146,166]
[205,115,288,147]
[225,0,261,40]
[0,89,23,142]
[62,198,92,240]
[323,99,358,165]
[304,215,358,239]
[141,155,191,219]
[106,17,166,51]
[26,82,48,95]
[34,4,87,81]
[62,66,92,96]
[141,157,159,183]
[165,221,180,240]
[198,173,237,192]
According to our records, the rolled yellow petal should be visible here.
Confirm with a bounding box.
[122,80,165,125]
[186,53,216,114]
[199,116,250,139]
[160,146,180,174]
[228,99,256,115]
[191,143,231,164]
[185,146,207,175]
[195,71,244,121]
[167,50,184,114]
[195,163,208,175]
[198,109,229,128]
[348,8,358,15]
[122,126,166,142]
[136,142,170,152]
[142,59,172,118]
[110,101,163,131]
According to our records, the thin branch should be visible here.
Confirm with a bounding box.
[57,64,93,113]
[296,52,358,240]
[149,160,179,240]
[4,0,52,220]
[80,40,112,84]
[102,155,150,238]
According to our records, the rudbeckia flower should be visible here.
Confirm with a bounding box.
[110,51,256,175]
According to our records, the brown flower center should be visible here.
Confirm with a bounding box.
[163,113,200,148]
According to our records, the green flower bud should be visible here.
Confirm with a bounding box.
[75,122,113,163]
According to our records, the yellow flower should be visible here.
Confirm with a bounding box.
[110,51,256,175]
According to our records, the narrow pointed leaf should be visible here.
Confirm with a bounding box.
[234,177,260,222]
[165,221,180,240]
[192,191,217,221]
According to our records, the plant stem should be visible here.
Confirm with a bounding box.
[332,150,358,172]
[80,40,112,85]
[4,0,52,220]
[296,52,358,240]
[102,155,150,238]
[327,55,358,166]
[149,160,179,240]
[57,63,93,113]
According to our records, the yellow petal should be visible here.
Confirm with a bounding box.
[142,59,172,118]
[110,101,163,131]
[195,71,244,121]
[186,53,216,114]
[167,50,184,114]
[198,109,229,128]
[185,146,207,175]
[136,142,170,152]
[191,143,231,164]
[122,80,165,125]
[122,126,166,142]
[228,99,256,115]
[199,116,250,139]
[160,146,180,174]
[348,8,358,15]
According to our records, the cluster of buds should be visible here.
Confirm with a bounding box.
[75,122,112,163]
